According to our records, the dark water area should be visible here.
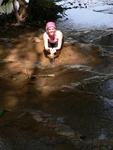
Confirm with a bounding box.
[0,25,113,149]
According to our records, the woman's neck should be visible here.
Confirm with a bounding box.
[49,34,55,39]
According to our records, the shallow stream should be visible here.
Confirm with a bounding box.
[0,3,113,149]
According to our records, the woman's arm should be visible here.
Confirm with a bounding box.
[43,32,49,50]
[55,31,63,50]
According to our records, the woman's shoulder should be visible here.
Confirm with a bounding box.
[56,30,63,36]
[56,30,62,33]
[43,32,48,38]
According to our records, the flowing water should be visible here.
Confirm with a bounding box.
[0,3,113,149]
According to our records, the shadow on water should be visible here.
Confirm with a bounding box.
[0,26,113,149]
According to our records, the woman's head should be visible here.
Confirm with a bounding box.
[46,21,56,31]
[46,22,56,36]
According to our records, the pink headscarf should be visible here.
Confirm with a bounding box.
[46,22,56,31]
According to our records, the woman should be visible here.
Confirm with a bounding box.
[43,21,63,62]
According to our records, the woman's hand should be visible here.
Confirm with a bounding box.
[50,48,56,54]
[49,48,56,58]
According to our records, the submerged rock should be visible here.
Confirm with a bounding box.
[34,36,102,67]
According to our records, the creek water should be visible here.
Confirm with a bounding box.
[0,32,113,150]
[0,2,113,150]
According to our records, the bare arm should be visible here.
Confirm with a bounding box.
[55,31,63,50]
[43,32,50,50]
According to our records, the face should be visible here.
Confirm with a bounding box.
[47,27,56,36]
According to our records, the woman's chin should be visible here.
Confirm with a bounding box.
[49,32,55,36]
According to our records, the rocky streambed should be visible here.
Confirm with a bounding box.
[0,25,113,149]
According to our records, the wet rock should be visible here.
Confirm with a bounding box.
[100,78,113,98]
[39,41,101,67]
[94,33,113,46]
[0,137,11,150]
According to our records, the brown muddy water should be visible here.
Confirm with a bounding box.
[0,26,113,150]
